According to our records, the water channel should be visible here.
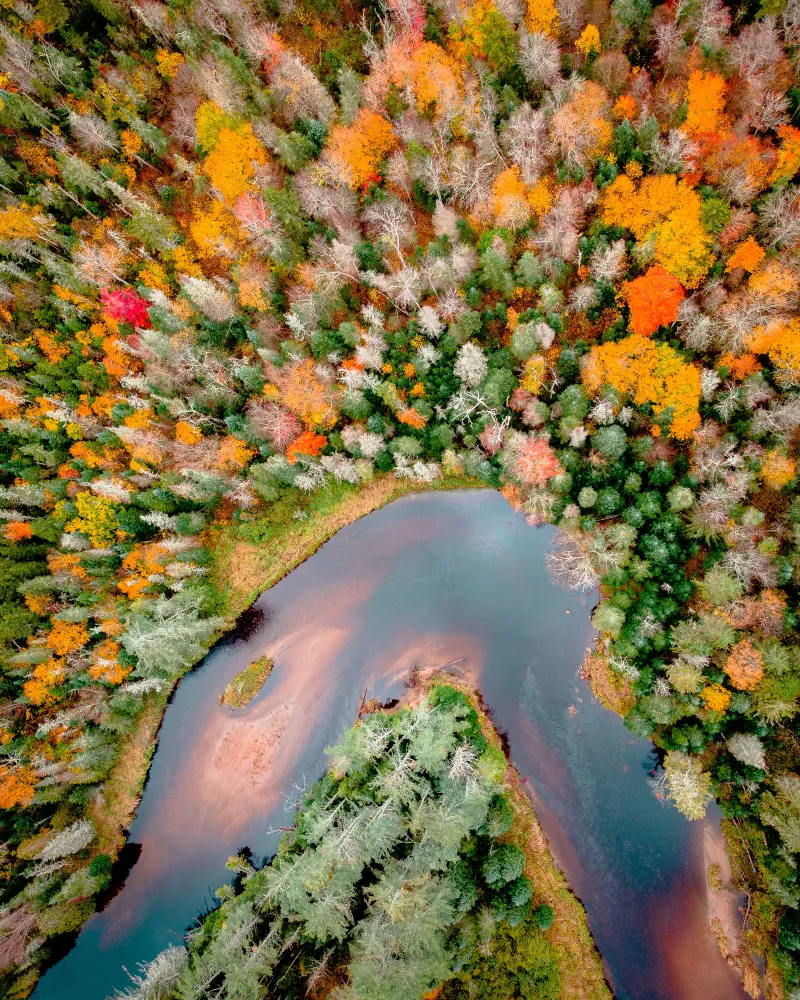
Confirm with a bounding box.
[35,489,746,1000]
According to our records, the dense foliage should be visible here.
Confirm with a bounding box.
[114,685,558,1000]
[1,0,800,993]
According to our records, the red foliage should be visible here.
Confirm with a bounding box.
[100,288,152,328]
[286,430,328,463]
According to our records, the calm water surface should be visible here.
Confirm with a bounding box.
[35,490,746,1000]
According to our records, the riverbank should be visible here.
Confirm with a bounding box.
[404,669,612,1000]
[209,473,484,619]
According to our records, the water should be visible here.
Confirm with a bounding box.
[35,490,746,1000]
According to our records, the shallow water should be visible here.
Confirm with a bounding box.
[35,490,746,1000]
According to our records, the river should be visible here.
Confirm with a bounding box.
[35,489,746,1000]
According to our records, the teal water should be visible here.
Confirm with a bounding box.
[34,490,746,1000]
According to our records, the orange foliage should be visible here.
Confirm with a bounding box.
[5,521,33,543]
[0,766,36,810]
[280,358,340,428]
[398,408,427,429]
[724,640,764,692]
[286,431,327,463]
[400,42,463,117]
[683,70,727,135]
[726,591,786,636]
[622,266,685,337]
[748,261,799,305]
[550,81,612,166]
[582,334,701,438]
[89,639,129,685]
[761,449,797,488]
[23,657,64,706]
[746,319,800,387]
[614,95,637,121]
[725,237,764,274]
[326,109,397,189]
[46,620,89,656]
[771,125,800,186]
[216,436,255,471]
[35,330,69,363]
[175,421,202,445]
[719,352,761,380]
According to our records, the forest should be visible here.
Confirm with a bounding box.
[1,0,800,994]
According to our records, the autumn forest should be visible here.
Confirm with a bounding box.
[1,0,800,995]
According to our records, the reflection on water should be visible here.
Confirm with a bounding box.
[35,490,746,1000]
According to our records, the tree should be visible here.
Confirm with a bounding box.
[121,593,224,679]
[622,267,684,337]
[663,751,712,820]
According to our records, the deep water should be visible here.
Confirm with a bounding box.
[35,489,746,1000]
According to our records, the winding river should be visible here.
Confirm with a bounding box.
[35,490,746,1000]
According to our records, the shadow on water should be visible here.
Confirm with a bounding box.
[34,490,747,1000]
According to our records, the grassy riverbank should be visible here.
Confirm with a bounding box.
[209,473,483,619]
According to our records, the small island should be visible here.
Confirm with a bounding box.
[219,655,275,709]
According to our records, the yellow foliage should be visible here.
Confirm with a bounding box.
[526,0,559,35]
[520,355,547,393]
[190,200,242,259]
[155,50,185,79]
[762,449,797,488]
[653,201,715,289]
[139,261,171,294]
[202,123,266,204]
[602,174,713,288]
[527,178,553,216]
[491,165,531,229]
[195,101,239,151]
[281,357,340,428]
[701,683,731,713]
[65,491,119,546]
[576,24,601,56]
[217,435,255,471]
[582,334,701,438]
[0,204,53,243]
